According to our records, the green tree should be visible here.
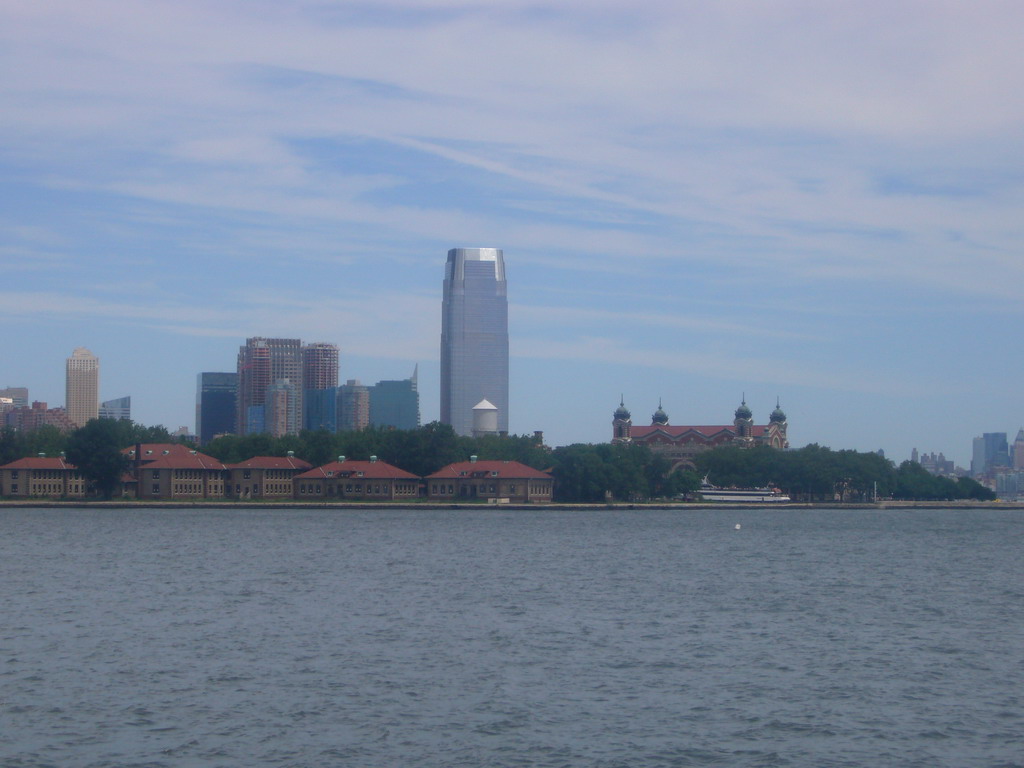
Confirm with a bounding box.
[65,419,130,499]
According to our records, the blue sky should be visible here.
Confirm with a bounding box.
[3,0,1022,466]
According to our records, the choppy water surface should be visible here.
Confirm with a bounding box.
[2,507,1022,767]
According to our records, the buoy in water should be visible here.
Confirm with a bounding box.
[734,523,741,530]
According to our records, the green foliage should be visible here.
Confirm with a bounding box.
[548,442,683,502]
[64,419,130,499]
[956,476,996,501]
[0,425,70,465]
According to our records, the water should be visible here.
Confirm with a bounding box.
[2,507,1021,767]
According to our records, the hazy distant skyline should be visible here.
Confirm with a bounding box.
[3,1,1022,465]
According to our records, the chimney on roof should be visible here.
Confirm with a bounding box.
[470,455,477,463]
[38,452,45,458]
[287,450,294,457]
[370,455,377,463]
[338,455,345,463]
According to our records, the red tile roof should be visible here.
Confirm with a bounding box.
[226,456,312,471]
[0,457,77,470]
[122,443,224,470]
[629,425,767,439]
[426,460,552,480]
[124,443,194,458]
[295,460,419,480]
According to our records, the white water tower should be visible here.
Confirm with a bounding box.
[472,399,499,438]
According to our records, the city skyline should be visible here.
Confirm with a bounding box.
[2,3,1022,465]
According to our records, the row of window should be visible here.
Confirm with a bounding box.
[3,483,85,495]
[5,470,82,480]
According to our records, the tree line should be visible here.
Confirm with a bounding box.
[692,444,994,502]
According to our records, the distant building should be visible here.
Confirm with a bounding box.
[65,347,99,427]
[265,378,299,437]
[236,338,303,436]
[440,247,509,436]
[302,343,339,390]
[971,433,1010,477]
[338,379,370,431]
[612,397,789,470]
[100,396,131,421]
[426,459,553,503]
[0,387,29,409]
[995,471,1024,501]
[301,342,339,431]
[196,372,237,445]
[4,401,77,433]
[913,449,957,477]
[1013,429,1024,470]
[369,367,420,431]
[304,387,339,432]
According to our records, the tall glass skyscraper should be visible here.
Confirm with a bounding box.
[196,372,237,445]
[440,248,508,436]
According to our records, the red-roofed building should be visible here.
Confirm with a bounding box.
[425,459,553,503]
[126,443,227,500]
[225,454,312,499]
[0,456,85,498]
[293,457,421,501]
[612,397,789,470]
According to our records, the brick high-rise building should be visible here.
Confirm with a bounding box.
[301,342,340,432]
[236,338,303,435]
[65,347,99,427]
[302,343,339,391]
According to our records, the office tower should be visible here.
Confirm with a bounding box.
[236,337,303,435]
[196,372,238,444]
[369,366,420,431]
[99,396,131,421]
[0,387,29,409]
[338,379,370,431]
[265,379,299,437]
[440,247,509,437]
[1014,429,1024,470]
[65,347,99,428]
[304,387,339,432]
[301,342,339,431]
[971,432,1010,476]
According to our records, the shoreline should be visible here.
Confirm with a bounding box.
[2,500,1022,511]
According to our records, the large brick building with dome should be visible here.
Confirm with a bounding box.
[612,397,788,470]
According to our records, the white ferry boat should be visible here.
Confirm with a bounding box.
[689,477,791,503]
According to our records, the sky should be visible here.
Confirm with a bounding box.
[2,0,1022,466]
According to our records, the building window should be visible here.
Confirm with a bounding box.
[151,484,160,494]
[152,470,160,479]
[243,470,251,479]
